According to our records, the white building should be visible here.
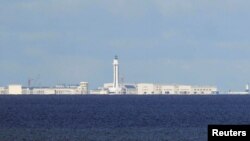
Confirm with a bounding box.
[137,83,218,95]
[162,85,193,95]
[90,88,109,95]
[161,85,176,94]
[79,82,89,94]
[30,87,57,95]
[123,84,137,94]
[137,83,155,95]
[0,82,89,95]
[192,86,218,94]
[91,82,137,95]
[0,87,6,94]
[8,85,22,95]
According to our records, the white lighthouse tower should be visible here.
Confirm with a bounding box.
[113,55,119,89]
[246,84,249,93]
[109,55,123,94]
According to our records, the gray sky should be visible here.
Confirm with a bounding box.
[1,0,250,91]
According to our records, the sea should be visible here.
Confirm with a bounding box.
[0,95,250,141]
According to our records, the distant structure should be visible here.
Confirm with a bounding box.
[5,55,248,95]
[108,55,124,94]
[0,82,88,95]
[8,85,22,95]
[89,56,218,95]
[246,84,249,93]
[137,83,218,95]
[227,84,250,95]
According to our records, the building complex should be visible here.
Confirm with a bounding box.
[0,82,88,95]
[89,56,218,95]
[1,56,249,95]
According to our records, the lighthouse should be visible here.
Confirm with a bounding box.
[107,55,123,94]
[113,55,119,89]
[246,84,249,93]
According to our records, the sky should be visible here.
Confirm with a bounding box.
[1,0,250,91]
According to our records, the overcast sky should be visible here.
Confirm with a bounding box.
[1,0,250,91]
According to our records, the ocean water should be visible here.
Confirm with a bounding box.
[0,95,250,141]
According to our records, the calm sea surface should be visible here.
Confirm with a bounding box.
[0,95,250,141]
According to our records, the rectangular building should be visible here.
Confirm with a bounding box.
[8,85,22,95]
[0,87,6,94]
[137,83,217,95]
